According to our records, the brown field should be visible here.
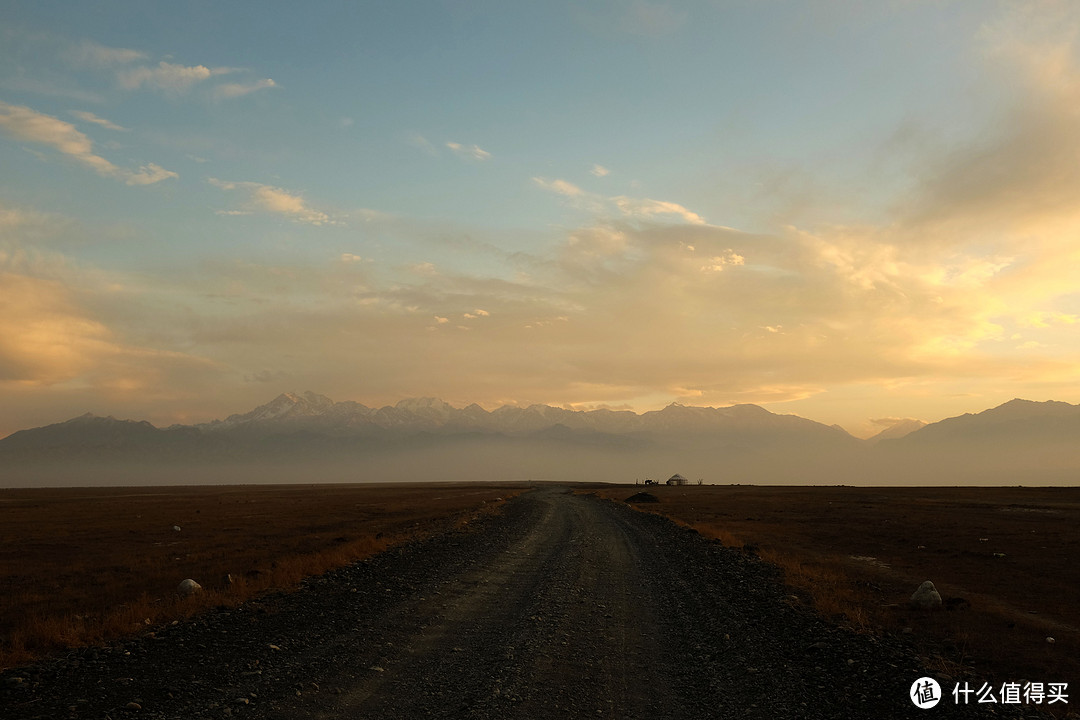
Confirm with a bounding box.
[4,480,1078,707]
[589,483,1080,699]
[0,482,523,670]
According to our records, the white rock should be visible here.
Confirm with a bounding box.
[173,525,181,532]
[910,580,942,609]
[177,578,202,596]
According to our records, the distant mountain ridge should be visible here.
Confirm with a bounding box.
[5,393,1079,447]
[0,392,855,466]
[192,391,855,440]
[865,418,927,445]
[884,398,1080,446]
[1,395,1078,486]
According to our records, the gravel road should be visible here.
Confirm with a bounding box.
[2,487,1050,719]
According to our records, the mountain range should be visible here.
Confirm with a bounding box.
[1,394,1078,486]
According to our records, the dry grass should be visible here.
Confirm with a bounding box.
[589,483,1080,709]
[0,482,523,670]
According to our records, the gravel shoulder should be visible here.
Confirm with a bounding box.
[1,487,1050,719]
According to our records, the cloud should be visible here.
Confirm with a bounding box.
[407,134,438,155]
[590,164,610,177]
[0,207,216,399]
[533,177,709,226]
[510,59,1080,406]
[0,101,176,185]
[532,177,583,197]
[1022,311,1079,328]
[213,78,277,99]
[611,196,706,225]
[410,262,438,276]
[699,250,745,273]
[68,40,147,67]
[125,163,179,186]
[208,178,334,226]
[446,141,491,161]
[565,226,628,259]
[60,40,273,101]
[894,6,1080,243]
[70,110,128,131]
[0,272,116,385]
[0,102,103,166]
[5,3,1080,425]
[0,204,55,235]
[118,61,235,93]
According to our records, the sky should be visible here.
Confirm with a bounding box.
[1,0,1079,439]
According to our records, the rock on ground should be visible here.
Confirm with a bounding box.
[910,580,943,610]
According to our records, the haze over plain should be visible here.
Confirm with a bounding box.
[2,1,1079,445]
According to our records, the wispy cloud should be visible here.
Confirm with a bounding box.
[533,176,707,225]
[67,40,147,67]
[446,141,491,161]
[407,133,438,155]
[124,163,178,186]
[0,101,176,185]
[118,61,235,93]
[213,78,277,99]
[611,196,706,225]
[208,178,335,226]
[70,110,128,132]
[59,38,274,102]
[532,177,583,197]
[590,164,610,177]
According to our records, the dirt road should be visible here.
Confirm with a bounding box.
[2,488,1047,719]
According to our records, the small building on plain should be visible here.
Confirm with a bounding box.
[666,473,689,486]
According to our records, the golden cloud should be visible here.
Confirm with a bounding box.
[208,178,334,226]
[0,102,177,185]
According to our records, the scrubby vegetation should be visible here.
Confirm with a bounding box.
[0,483,521,669]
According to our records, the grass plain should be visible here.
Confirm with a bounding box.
[0,482,522,669]
[589,483,1080,707]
